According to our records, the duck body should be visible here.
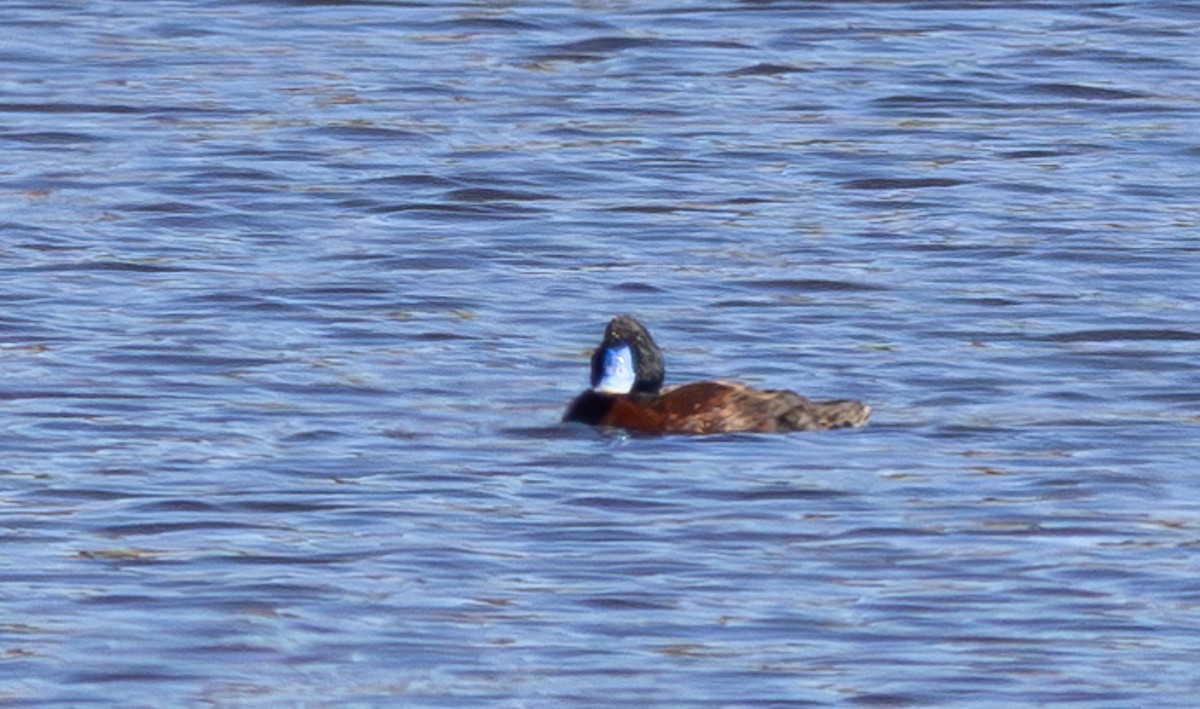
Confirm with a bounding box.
[563,315,870,435]
[565,381,869,434]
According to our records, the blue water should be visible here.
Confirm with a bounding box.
[3,1,1200,705]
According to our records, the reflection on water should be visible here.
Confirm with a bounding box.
[2,1,1199,706]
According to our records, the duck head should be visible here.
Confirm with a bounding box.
[589,315,665,395]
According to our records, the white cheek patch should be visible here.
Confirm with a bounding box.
[593,343,636,394]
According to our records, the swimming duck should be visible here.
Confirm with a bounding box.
[563,315,870,434]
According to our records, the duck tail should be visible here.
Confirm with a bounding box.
[783,399,871,431]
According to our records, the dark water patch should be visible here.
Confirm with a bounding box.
[692,485,850,502]
[1119,181,1199,200]
[872,93,978,108]
[712,297,783,308]
[612,282,664,293]
[731,278,885,293]
[1019,82,1148,101]
[78,594,165,607]
[537,35,749,62]
[279,284,392,298]
[226,496,350,513]
[12,259,190,273]
[361,173,461,188]
[1043,390,1106,403]
[523,526,654,544]
[580,595,676,611]
[181,292,308,314]
[841,177,966,190]
[222,548,398,566]
[257,381,392,397]
[606,203,685,214]
[337,196,385,210]
[0,101,236,117]
[729,62,808,76]
[1037,329,1200,343]
[96,353,281,369]
[0,131,102,144]
[437,16,545,32]
[446,187,558,202]
[0,390,151,402]
[374,255,472,270]
[550,36,661,55]
[990,182,1076,198]
[96,521,269,537]
[995,142,1108,161]
[705,148,795,163]
[117,200,214,214]
[833,526,945,541]
[998,149,1065,160]
[943,296,1023,307]
[0,102,144,115]
[203,147,323,164]
[564,496,681,512]
[1037,248,1173,266]
[1072,352,1193,374]
[391,295,480,312]
[136,499,222,513]
[31,488,141,502]
[411,330,479,341]
[369,202,544,218]
[281,429,345,443]
[1013,46,1189,70]
[309,124,432,142]
[190,167,287,183]
[927,423,1018,437]
[504,425,585,441]
[1138,390,1200,404]
[68,668,205,684]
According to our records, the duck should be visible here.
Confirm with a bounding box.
[563,315,870,434]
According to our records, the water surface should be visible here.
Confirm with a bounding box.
[2,1,1200,706]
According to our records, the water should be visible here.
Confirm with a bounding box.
[3,1,1200,705]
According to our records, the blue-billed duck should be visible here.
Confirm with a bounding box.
[564,315,870,434]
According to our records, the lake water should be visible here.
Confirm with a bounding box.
[3,1,1200,706]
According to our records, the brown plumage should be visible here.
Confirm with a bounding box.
[563,315,870,434]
